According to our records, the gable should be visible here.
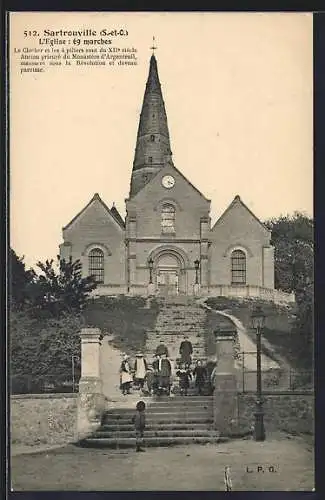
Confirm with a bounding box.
[63,194,124,239]
[211,196,270,242]
[126,163,210,211]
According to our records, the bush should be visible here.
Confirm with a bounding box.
[10,309,82,392]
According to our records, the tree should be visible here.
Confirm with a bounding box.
[265,212,313,295]
[32,256,98,316]
[9,248,36,310]
[265,212,314,367]
[10,309,83,392]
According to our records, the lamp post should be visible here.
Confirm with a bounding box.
[251,305,266,441]
[148,258,154,284]
[194,259,200,285]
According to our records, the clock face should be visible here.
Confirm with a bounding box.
[162,175,175,189]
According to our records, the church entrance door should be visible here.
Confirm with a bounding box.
[157,269,179,296]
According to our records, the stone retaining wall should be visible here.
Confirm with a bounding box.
[11,394,78,447]
[236,393,314,435]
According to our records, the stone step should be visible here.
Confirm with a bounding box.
[156,322,206,326]
[159,308,205,313]
[145,346,206,351]
[146,343,205,347]
[103,415,214,424]
[94,429,218,439]
[148,398,213,406]
[146,330,205,334]
[131,407,212,415]
[104,404,213,415]
[156,323,206,325]
[155,330,205,332]
[149,396,213,403]
[145,342,205,346]
[104,407,213,416]
[79,435,220,449]
[147,344,205,347]
[100,422,215,431]
[146,340,205,344]
[146,336,205,341]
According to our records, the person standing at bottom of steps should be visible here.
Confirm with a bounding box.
[132,400,146,452]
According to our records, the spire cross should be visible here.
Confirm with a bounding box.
[150,36,157,54]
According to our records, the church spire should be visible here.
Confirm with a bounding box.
[129,50,173,197]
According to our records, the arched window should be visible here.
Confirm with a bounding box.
[88,248,104,283]
[161,204,176,234]
[231,249,246,284]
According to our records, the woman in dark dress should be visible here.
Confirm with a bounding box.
[176,363,192,396]
[192,360,207,395]
[158,354,172,394]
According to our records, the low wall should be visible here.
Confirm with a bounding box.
[236,393,314,435]
[11,394,78,447]
[207,286,295,305]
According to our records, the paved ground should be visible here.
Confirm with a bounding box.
[10,432,314,491]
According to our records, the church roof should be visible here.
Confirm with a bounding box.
[129,53,173,197]
[211,195,270,232]
[63,193,125,231]
[110,203,125,228]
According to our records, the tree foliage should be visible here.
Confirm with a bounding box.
[265,212,314,367]
[265,212,313,296]
[9,249,36,309]
[32,256,97,316]
[9,252,97,391]
[9,251,97,316]
[10,309,82,392]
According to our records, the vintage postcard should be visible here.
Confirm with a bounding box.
[9,11,313,491]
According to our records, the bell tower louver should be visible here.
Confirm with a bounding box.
[129,53,173,197]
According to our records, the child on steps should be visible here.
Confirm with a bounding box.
[176,363,192,396]
[132,400,146,452]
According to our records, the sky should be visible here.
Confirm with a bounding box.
[10,12,313,269]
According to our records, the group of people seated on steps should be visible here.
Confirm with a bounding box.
[119,335,218,396]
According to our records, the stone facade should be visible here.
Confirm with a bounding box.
[60,53,277,299]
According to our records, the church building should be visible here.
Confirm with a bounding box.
[60,52,279,299]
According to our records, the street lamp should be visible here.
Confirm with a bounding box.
[251,305,266,441]
[194,259,200,285]
[148,258,154,284]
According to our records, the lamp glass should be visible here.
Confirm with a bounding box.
[251,306,266,330]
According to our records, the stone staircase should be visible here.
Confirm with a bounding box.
[145,298,208,366]
[80,395,220,448]
[78,298,218,450]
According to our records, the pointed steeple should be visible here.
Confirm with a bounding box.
[129,53,173,197]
